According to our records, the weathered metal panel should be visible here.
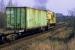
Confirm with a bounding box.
[6,8,11,28]
[16,8,21,29]
[40,10,47,26]
[47,11,56,24]
[6,7,26,29]
[53,13,56,23]
[26,8,36,29]
[11,8,15,29]
[6,8,17,29]
[20,8,26,29]
[34,9,39,27]
[26,8,47,29]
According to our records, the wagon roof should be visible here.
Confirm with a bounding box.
[6,6,52,12]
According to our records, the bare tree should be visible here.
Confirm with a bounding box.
[68,9,75,16]
[7,0,17,7]
[0,0,5,12]
[68,9,75,33]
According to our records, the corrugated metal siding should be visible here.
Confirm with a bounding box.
[6,7,26,29]
[16,8,21,29]
[6,7,56,30]
[26,8,35,29]
[6,8,11,28]
[21,8,26,28]
[26,8,47,29]
[40,10,47,26]
[35,9,39,27]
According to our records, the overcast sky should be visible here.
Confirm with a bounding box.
[1,0,75,15]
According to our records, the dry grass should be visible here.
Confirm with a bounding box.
[0,38,67,50]
[68,38,75,50]
[52,27,72,39]
[0,27,74,50]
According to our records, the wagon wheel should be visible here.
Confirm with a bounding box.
[0,36,6,43]
[6,34,17,41]
[41,27,45,32]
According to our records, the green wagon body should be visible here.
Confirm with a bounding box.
[27,8,47,29]
[6,7,47,30]
[0,7,56,41]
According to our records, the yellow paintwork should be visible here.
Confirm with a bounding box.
[47,11,56,24]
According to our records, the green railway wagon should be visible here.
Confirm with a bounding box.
[6,7,47,30]
[0,7,56,41]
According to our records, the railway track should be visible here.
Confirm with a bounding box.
[0,22,72,50]
[0,29,54,49]
[0,23,62,46]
